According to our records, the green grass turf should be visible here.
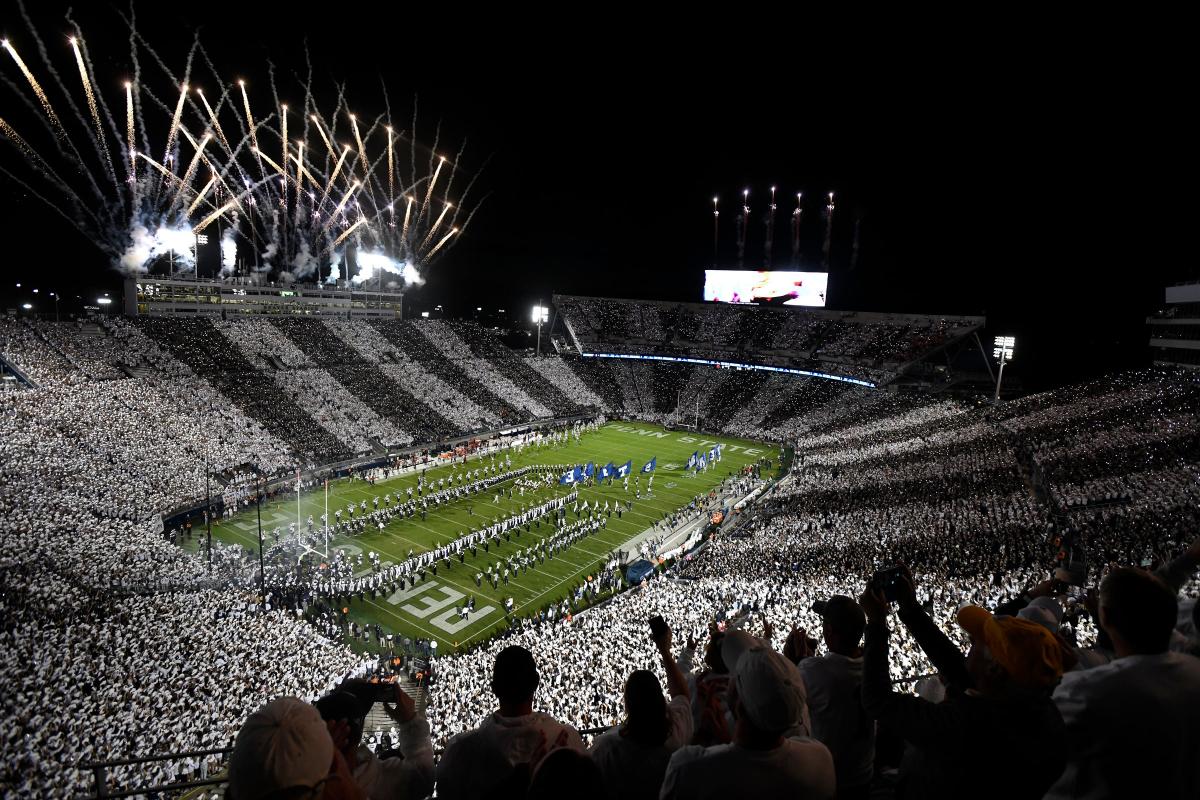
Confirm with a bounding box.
[182,422,777,653]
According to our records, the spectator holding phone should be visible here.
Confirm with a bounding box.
[315,679,434,800]
[677,622,736,746]
[228,697,365,800]
[859,566,1067,799]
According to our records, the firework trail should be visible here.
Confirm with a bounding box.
[0,115,38,162]
[69,36,115,183]
[822,191,835,270]
[420,201,452,251]
[187,175,217,216]
[124,81,136,184]
[319,144,352,207]
[791,192,802,266]
[163,82,188,162]
[171,133,211,211]
[736,188,748,269]
[310,113,334,161]
[331,216,366,247]
[2,39,64,136]
[386,126,394,202]
[0,8,480,283]
[765,185,776,269]
[401,195,414,243]
[420,154,446,222]
[238,81,258,153]
[426,226,458,259]
[280,103,289,177]
[349,113,369,180]
[196,88,231,152]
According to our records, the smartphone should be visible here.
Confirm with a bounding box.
[648,615,669,639]
[372,681,397,703]
[872,566,905,602]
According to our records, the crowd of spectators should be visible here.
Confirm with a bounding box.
[524,355,611,411]
[0,317,88,386]
[371,319,523,425]
[3,308,1199,798]
[415,320,555,420]
[447,321,583,417]
[1,589,373,797]
[135,316,355,464]
[326,318,500,432]
[268,318,459,444]
[555,295,982,385]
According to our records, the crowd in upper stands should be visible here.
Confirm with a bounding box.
[554,295,982,386]
[1,307,1197,798]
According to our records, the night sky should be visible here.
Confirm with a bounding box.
[1,4,1192,391]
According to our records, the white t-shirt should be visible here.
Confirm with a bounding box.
[1047,652,1200,800]
[436,710,585,800]
[352,716,434,800]
[798,653,874,788]
[589,695,692,800]
[660,738,835,800]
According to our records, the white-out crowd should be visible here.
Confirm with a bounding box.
[1,311,1197,798]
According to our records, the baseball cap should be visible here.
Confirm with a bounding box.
[228,697,333,800]
[722,633,810,735]
[957,605,1065,690]
[719,629,758,673]
[1017,596,1064,635]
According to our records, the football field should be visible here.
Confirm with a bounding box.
[186,421,778,652]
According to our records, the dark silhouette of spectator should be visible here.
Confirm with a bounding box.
[437,645,584,800]
[795,595,874,799]
[1047,567,1200,799]
[860,569,1067,799]
[527,747,605,800]
[228,697,363,800]
[315,680,434,800]
[590,625,692,800]
[661,633,835,799]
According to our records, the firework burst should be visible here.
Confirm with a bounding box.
[0,3,483,285]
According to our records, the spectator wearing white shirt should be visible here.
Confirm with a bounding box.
[795,595,873,800]
[1048,567,1200,800]
[436,645,585,800]
[589,625,693,800]
[314,680,434,800]
[661,634,835,800]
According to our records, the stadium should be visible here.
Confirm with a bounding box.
[1,5,1198,800]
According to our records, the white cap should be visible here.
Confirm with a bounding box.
[723,633,810,735]
[228,698,333,800]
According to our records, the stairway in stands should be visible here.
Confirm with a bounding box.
[363,678,429,732]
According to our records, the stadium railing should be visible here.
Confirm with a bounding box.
[78,747,231,799]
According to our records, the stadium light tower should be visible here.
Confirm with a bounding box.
[992,335,1015,403]
[532,305,549,357]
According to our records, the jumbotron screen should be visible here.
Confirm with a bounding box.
[703,269,828,307]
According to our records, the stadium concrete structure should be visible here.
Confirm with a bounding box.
[2,288,1198,797]
[1148,281,1200,370]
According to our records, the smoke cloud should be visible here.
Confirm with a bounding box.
[352,249,423,287]
[118,221,197,274]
